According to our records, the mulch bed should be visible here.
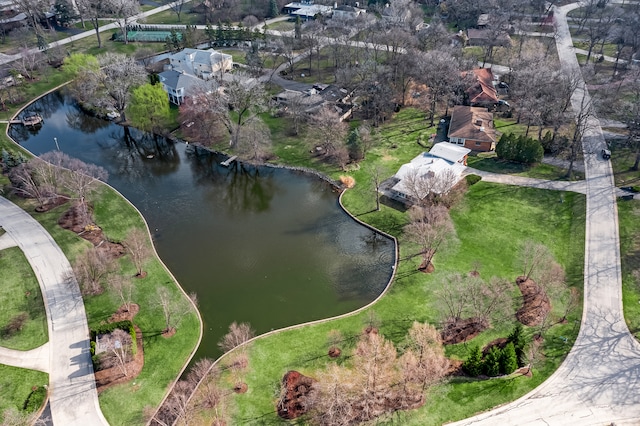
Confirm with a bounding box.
[441,317,488,345]
[57,204,125,258]
[277,371,316,420]
[94,304,144,393]
[515,276,551,326]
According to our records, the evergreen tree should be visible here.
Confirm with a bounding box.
[463,345,483,377]
[500,342,519,375]
[347,128,364,162]
[269,0,280,18]
[483,347,501,377]
[508,323,526,367]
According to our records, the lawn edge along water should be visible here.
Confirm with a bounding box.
[4,95,203,424]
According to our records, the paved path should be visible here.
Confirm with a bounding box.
[450,3,640,425]
[0,197,108,426]
[0,343,50,373]
[465,167,589,194]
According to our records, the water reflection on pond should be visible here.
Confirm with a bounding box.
[11,91,395,359]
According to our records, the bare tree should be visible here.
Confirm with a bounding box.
[73,248,115,295]
[97,53,147,121]
[76,0,112,47]
[109,0,140,45]
[12,0,50,29]
[403,321,449,391]
[306,363,358,425]
[217,321,255,353]
[234,118,272,163]
[11,48,45,81]
[107,274,134,312]
[307,106,349,168]
[154,286,194,334]
[106,328,134,377]
[220,73,269,148]
[436,273,513,331]
[8,161,55,208]
[404,204,456,271]
[167,0,187,22]
[123,228,152,277]
[370,164,385,212]
[39,151,108,226]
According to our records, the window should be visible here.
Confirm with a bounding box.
[475,141,481,146]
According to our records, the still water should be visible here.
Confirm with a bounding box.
[11,91,395,359]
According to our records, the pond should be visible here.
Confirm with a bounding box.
[10,91,395,359]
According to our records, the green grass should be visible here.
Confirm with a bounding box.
[467,153,582,180]
[0,182,200,426]
[267,20,295,31]
[0,365,48,422]
[610,143,640,187]
[619,199,640,340]
[0,247,48,350]
[141,6,202,25]
[216,181,585,424]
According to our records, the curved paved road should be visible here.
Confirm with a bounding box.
[0,197,108,426]
[449,3,640,425]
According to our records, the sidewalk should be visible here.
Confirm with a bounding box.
[0,197,109,426]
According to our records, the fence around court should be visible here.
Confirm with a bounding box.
[114,30,182,42]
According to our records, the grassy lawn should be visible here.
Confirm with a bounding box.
[1,130,201,425]
[2,187,202,426]
[0,365,48,422]
[610,143,640,187]
[211,181,585,425]
[267,20,295,31]
[141,6,202,25]
[467,153,582,180]
[619,199,640,340]
[0,247,48,351]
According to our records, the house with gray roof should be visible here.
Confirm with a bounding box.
[158,70,206,105]
[168,48,232,80]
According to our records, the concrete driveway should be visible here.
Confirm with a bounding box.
[0,197,108,426]
[449,3,640,425]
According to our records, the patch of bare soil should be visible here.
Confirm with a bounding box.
[233,382,248,394]
[34,196,68,212]
[441,317,488,345]
[277,371,316,420]
[482,338,508,356]
[161,327,176,338]
[447,359,465,376]
[57,204,125,258]
[94,324,144,393]
[515,276,551,326]
[328,347,341,358]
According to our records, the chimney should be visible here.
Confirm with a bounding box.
[355,1,359,7]
[475,119,483,126]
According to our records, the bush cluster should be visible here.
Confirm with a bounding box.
[463,324,526,377]
[496,133,544,164]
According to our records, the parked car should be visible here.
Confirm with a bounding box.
[601,148,611,159]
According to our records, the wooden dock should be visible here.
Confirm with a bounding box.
[220,155,237,167]
[5,113,43,126]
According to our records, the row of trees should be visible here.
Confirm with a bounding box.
[302,322,449,425]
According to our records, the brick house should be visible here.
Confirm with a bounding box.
[447,105,496,152]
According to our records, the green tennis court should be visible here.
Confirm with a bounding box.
[114,30,182,42]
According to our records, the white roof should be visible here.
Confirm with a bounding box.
[429,142,471,163]
[391,152,466,198]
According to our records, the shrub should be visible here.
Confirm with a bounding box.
[483,346,501,377]
[1,312,29,338]
[465,174,482,186]
[463,345,483,376]
[496,133,543,164]
[507,323,526,367]
[23,386,47,412]
[500,342,519,374]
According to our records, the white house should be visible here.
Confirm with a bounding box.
[385,142,470,204]
[168,48,233,80]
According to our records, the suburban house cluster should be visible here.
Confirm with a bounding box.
[158,48,233,105]
[387,66,505,204]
